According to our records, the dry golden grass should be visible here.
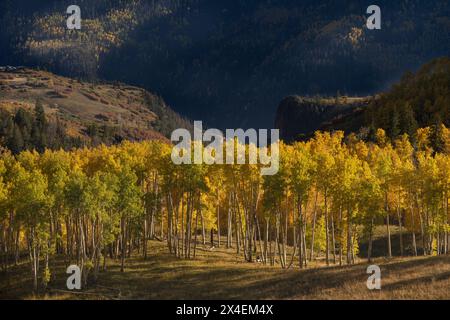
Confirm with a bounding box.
[1,240,449,300]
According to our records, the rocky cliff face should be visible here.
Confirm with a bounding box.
[275,96,369,142]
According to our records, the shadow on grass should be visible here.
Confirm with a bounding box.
[1,241,449,300]
[382,270,450,291]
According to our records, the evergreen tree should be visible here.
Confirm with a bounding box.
[400,102,418,139]
[14,108,32,148]
[388,107,400,139]
[9,124,24,154]
[430,115,445,154]
[32,100,48,152]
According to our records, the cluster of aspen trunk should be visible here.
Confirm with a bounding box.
[2,126,450,293]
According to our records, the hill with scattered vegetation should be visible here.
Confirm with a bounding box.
[0,67,191,153]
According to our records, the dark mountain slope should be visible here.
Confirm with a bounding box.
[1,0,449,129]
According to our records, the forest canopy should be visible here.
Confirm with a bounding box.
[1,127,450,292]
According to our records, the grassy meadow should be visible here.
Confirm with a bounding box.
[1,235,449,300]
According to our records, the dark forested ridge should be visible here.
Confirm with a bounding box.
[276,57,450,144]
[365,57,450,142]
[0,0,449,129]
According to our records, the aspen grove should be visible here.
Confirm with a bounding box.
[1,127,450,292]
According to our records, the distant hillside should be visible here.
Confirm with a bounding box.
[0,67,191,152]
[1,0,449,129]
[275,95,370,142]
[276,57,450,142]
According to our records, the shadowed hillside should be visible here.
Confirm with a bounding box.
[1,0,449,128]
